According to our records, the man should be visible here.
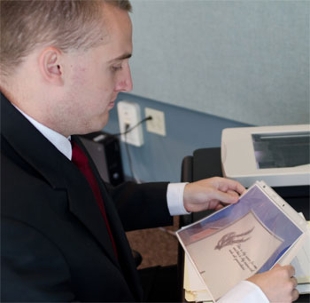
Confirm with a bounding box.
[0,0,298,302]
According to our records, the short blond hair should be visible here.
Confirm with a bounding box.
[0,0,132,77]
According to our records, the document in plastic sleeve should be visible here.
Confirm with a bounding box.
[177,181,308,302]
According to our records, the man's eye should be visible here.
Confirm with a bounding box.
[111,65,122,72]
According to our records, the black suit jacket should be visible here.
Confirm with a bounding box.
[1,93,173,302]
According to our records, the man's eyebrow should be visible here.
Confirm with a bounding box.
[109,53,132,63]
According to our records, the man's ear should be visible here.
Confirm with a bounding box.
[39,47,64,85]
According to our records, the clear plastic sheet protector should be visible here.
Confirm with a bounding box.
[177,181,308,302]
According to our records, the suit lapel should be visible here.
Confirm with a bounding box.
[70,137,143,300]
[64,162,120,265]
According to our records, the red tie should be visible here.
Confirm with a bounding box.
[71,141,118,257]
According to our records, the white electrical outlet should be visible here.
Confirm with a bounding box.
[145,108,166,136]
[117,101,144,147]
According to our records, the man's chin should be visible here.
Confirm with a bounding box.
[76,122,108,136]
[94,115,109,133]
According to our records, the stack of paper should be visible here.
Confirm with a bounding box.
[183,254,212,302]
[177,181,309,302]
[292,220,310,294]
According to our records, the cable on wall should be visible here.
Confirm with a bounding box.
[112,116,152,183]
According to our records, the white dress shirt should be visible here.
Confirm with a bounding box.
[18,108,268,303]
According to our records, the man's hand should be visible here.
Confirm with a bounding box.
[183,177,246,213]
[247,264,299,303]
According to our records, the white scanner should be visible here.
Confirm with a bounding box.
[221,124,310,187]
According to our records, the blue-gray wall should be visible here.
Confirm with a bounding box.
[129,0,309,126]
[104,93,249,182]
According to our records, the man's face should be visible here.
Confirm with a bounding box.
[59,4,133,136]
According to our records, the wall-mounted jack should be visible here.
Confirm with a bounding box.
[117,101,144,147]
[145,108,166,136]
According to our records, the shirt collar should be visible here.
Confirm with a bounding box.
[14,106,72,160]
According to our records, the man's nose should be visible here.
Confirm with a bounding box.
[116,66,133,92]
[124,71,133,92]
